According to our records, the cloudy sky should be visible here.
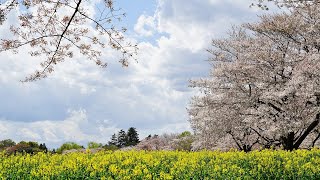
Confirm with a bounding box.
[0,0,276,148]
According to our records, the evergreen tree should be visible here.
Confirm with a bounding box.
[108,133,118,146]
[126,127,140,146]
[117,129,127,148]
[39,143,48,152]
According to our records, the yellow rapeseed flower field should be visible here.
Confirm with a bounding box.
[0,148,319,179]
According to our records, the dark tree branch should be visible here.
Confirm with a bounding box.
[227,131,243,151]
[39,0,83,77]
[311,130,320,147]
[293,113,320,149]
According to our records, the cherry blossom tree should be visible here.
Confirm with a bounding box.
[189,2,320,151]
[0,0,137,81]
[251,0,317,10]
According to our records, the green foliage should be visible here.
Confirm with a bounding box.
[39,143,48,152]
[27,141,39,148]
[174,138,194,151]
[178,131,192,138]
[117,129,127,148]
[0,139,16,149]
[87,142,103,149]
[173,131,194,151]
[108,133,118,146]
[108,127,140,148]
[18,141,28,145]
[126,127,139,146]
[4,141,47,155]
[103,144,119,151]
[56,142,83,154]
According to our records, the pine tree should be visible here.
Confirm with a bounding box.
[126,127,140,146]
[108,133,118,146]
[117,130,127,148]
[39,143,48,152]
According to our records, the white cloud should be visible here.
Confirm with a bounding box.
[0,109,119,147]
[134,15,156,37]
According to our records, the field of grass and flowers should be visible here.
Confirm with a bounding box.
[0,148,319,179]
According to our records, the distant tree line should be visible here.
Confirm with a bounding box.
[0,128,197,154]
[55,127,140,153]
[0,139,48,155]
[0,127,140,154]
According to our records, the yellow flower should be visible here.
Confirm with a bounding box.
[109,164,118,174]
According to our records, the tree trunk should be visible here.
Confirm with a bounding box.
[280,132,295,151]
[280,114,320,150]
[242,145,252,152]
[293,114,320,149]
[311,132,320,148]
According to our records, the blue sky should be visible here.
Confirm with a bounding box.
[0,0,276,148]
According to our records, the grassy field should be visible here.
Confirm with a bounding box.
[0,149,319,179]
